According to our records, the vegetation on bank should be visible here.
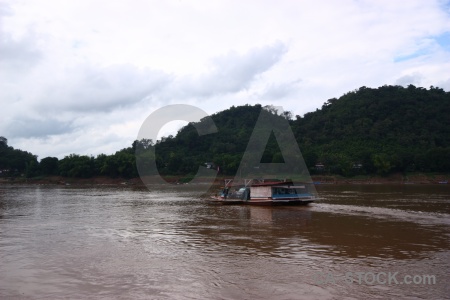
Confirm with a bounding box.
[1,85,449,180]
[0,137,137,179]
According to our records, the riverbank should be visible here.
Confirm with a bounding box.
[0,173,448,186]
[0,176,144,187]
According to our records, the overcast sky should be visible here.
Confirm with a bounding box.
[1,0,450,159]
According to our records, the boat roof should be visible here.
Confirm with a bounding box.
[250,180,297,186]
[251,184,306,189]
[222,179,312,187]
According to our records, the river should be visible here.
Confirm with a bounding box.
[0,184,449,299]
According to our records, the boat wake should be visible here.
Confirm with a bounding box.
[312,203,450,226]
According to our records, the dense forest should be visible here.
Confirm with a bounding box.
[1,85,449,179]
[0,136,137,179]
[293,85,450,175]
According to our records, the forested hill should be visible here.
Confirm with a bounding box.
[1,85,449,179]
[153,85,450,176]
[291,85,450,175]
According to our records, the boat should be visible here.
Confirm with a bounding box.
[209,179,317,205]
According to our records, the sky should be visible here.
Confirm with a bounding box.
[1,0,450,159]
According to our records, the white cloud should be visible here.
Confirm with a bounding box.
[6,117,73,139]
[0,0,449,158]
[172,42,287,98]
[35,64,172,113]
[438,77,450,90]
[259,79,302,100]
[395,73,423,86]
[0,30,42,70]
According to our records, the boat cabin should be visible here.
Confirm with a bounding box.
[251,185,310,200]
[217,180,316,204]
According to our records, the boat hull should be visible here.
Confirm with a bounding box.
[246,199,315,205]
[208,196,314,205]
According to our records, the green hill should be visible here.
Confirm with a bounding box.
[150,85,450,176]
[292,85,450,175]
[149,104,266,175]
[2,84,449,179]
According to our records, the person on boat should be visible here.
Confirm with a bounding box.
[223,187,229,199]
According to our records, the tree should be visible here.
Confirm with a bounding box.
[0,136,7,147]
[25,159,40,178]
[40,157,59,175]
[2,85,450,179]
[59,154,95,178]
[372,154,393,175]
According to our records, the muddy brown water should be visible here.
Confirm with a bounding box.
[0,184,449,299]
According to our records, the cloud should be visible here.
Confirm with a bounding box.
[174,41,287,98]
[0,40,285,147]
[36,64,172,113]
[395,73,423,86]
[438,77,450,90]
[0,3,42,72]
[260,79,302,100]
[0,31,42,69]
[1,0,450,159]
[6,118,73,139]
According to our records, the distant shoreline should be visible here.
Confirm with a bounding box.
[0,173,448,186]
